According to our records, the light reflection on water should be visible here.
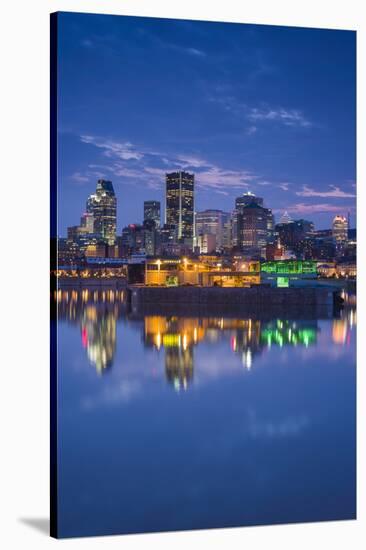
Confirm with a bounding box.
[55,289,356,537]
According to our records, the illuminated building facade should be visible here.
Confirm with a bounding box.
[261,260,317,287]
[121,224,144,255]
[87,179,117,245]
[144,200,161,228]
[233,193,274,254]
[145,258,261,287]
[80,212,94,233]
[196,233,216,254]
[165,171,194,241]
[332,215,348,244]
[236,192,264,208]
[237,203,268,255]
[275,219,314,255]
[195,209,231,251]
[143,218,157,256]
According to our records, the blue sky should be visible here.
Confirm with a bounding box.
[57,12,356,234]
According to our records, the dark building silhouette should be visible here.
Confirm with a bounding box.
[233,193,274,253]
[144,200,161,228]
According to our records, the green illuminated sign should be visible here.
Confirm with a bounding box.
[277,276,289,288]
[166,275,178,287]
[261,260,317,275]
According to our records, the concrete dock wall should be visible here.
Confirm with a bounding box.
[130,286,335,308]
[57,277,127,289]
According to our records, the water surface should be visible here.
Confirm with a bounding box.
[55,289,356,538]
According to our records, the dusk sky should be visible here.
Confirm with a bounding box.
[57,12,356,235]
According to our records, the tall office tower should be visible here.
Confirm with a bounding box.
[80,212,94,233]
[165,171,194,241]
[87,179,117,245]
[221,211,232,250]
[275,219,314,257]
[144,200,161,228]
[143,218,157,256]
[121,224,144,255]
[235,191,263,209]
[237,203,268,255]
[266,209,275,242]
[234,193,272,254]
[332,215,348,249]
[195,209,231,251]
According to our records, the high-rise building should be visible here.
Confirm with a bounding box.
[144,200,161,228]
[235,191,263,209]
[195,209,231,251]
[87,179,117,245]
[275,219,314,252]
[233,193,273,255]
[80,212,94,233]
[237,203,268,255]
[332,215,348,244]
[121,224,144,255]
[165,171,194,241]
[279,211,293,224]
[196,234,217,254]
[143,218,157,256]
[221,211,232,250]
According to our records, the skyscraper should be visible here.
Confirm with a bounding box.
[233,193,273,254]
[332,215,348,244]
[80,212,94,233]
[165,171,194,241]
[275,219,314,257]
[87,179,117,245]
[237,203,268,255]
[144,200,161,228]
[195,209,231,251]
[235,191,263,209]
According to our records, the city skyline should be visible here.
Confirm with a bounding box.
[57,13,356,235]
[62,174,354,242]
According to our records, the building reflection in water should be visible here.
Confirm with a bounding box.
[54,288,356,383]
[332,307,356,346]
[55,288,126,374]
[144,317,205,391]
[143,316,322,388]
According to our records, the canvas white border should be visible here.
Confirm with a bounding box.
[0,0,364,548]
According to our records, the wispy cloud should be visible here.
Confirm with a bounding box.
[248,107,312,128]
[274,203,355,215]
[246,125,257,136]
[75,134,349,204]
[186,47,207,57]
[76,134,258,194]
[176,155,209,168]
[296,185,356,198]
[80,135,144,160]
[70,171,89,184]
[136,28,208,59]
[257,180,272,186]
[279,182,291,191]
[209,91,313,130]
